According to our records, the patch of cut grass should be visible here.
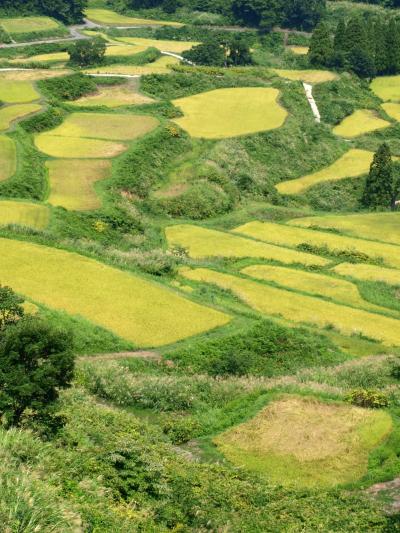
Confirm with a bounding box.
[114,36,200,53]
[1,16,59,33]
[291,212,400,246]
[47,159,111,211]
[0,135,16,181]
[71,83,153,108]
[0,77,40,104]
[234,221,400,269]
[371,75,400,102]
[382,102,400,121]
[333,263,400,287]
[172,88,287,139]
[83,55,179,76]
[273,69,338,83]
[242,264,386,313]
[214,395,392,487]
[276,149,374,194]
[0,238,230,347]
[287,46,309,55]
[166,224,329,266]
[0,200,49,229]
[333,109,390,138]
[35,135,126,158]
[0,103,42,131]
[181,267,400,345]
[85,8,183,27]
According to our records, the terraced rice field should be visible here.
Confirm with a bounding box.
[333,109,390,138]
[72,83,153,108]
[181,267,400,345]
[276,149,374,195]
[371,75,400,101]
[382,103,400,121]
[242,264,386,313]
[234,221,400,269]
[0,76,40,104]
[22,45,142,64]
[166,225,328,266]
[172,88,287,139]
[0,238,229,347]
[35,136,126,158]
[273,69,338,83]
[85,8,182,27]
[291,212,400,246]
[84,56,179,76]
[288,46,309,55]
[47,159,111,210]
[115,36,199,53]
[214,395,392,487]
[0,135,16,181]
[333,263,400,287]
[0,200,49,229]
[0,103,41,131]
[1,16,59,33]
[0,70,71,81]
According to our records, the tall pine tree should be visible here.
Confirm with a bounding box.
[308,22,333,67]
[385,19,400,74]
[362,143,396,210]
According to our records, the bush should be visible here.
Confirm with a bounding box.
[346,389,390,409]
[162,415,201,444]
[20,106,66,133]
[38,73,97,101]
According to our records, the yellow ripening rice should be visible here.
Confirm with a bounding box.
[47,159,111,211]
[371,75,400,102]
[181,267,400,345]
[0,135,16,181]
[71,84,153,108]
[382,102,400,121]
[85,8,183,27]
[166,224,328,267]
[114,36,200,53]
[0,103,41,131]
[172,87,287,139]
[0,77,40,104]
[273,69,338,83]
[0,70,71,81]
[233,221,400,269]
[35,135,126,158]
[83,55,179,76]
[333,109,390,138]
[276,149,374,195]
[214,395,392,487]
[287,46,309,55]
[242,264,386,314]
[1,16,59,33]
[0,200,49,229]
[333,263,400,287]
[290,212,400,246]
[0,238,230,347]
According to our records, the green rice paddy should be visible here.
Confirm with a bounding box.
[0,200,49,229]
[1,16,59,33]
[0,135,16,181]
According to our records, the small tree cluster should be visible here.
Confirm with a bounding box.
[183,37,253,67]
[68,37,106,67]
[362,143,399,211]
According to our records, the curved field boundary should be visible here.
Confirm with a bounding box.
[0,200,49,229]
[0,103,42,131]
[0,238,230,347]
[333,109,390,138]
[371,75,400,102]
[333,263,400,287]
[0,135,16,181]
[382,103,400,122]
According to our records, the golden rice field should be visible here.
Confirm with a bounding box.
[47,159,111,211]
[0,238,229,347]
[214,395,392,487]
[172,88,287,139]
[287,46,309,55]
[371,75,400,101]
[242,264,386,313]
[276,149,374,195]
[0,103,41,131]
[1,16,59,33]
[0,135,16,181]
[332,109,390,138]
[71,84,153,108]
[0,200,49,229]
[291,212,400,246]
[35,135,126,159]
[333,263,400,287]
[0,70,71,81]
[85,8,183,27]
[20,45,143,64]
[234,221,400,269]
[0,77,40,104]
[273,69,338,83]
[115,36,200,53]
[180,267,400,345]
[84,56,180,76]
[166,225,328,266]
[382,102,400,121]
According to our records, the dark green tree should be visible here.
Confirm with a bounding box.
[183,40,226,66]
[68,37,106,67]
[344,16,368,54]
[39,0,87,23]
[385,19,400,74]
[334,19,347,52]
[308,22,333,67]
[0,285,24,331]
[350,47,376,79]
[0,317,74,428]
[283,0,326,31]
[228,38,253,65]
[362,143,396,210]
[231,0,284,31]
[374,19,388,75]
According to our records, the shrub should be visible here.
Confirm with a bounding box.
[38,73,97,101]
[20,106,66,133]
[346,389,390,409]
[162,416,201,444]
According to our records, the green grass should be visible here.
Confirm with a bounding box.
[47,159,111,211]
[273,69,338,83]
[333,263,400,287]
[0,104,42,131]
[214,395,392,488]
[291,212,400,246]
[35,135,126,158]
[0,77,40,104]
[371,75,400,102]
[332,109,390,138]
[382,102,400,121]
[0,135,16,182]
[166,224,329,266]
[85,8,183,27]
[181,267,400,345]
[0,16,59,33]
[172,88,288,139]
[0,238,230,347]
[276,149,374,194]
[0,200,49,229]
[234,220,400,269]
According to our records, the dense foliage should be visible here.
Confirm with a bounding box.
[362,143,398,210]
[0,0,87,23]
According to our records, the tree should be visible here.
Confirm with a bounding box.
[68,37,106,67]
[308,22,333,67]
[283,0,326,32]
[229,38,253,66]
[231,0,284,31]
[374,19,388,75]
[362,143,396,210]
[0,317,74,429]
[385,19,400,74]
[0,285,24,331]
[350,47,376,79]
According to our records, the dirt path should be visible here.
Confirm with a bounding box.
[78,350,162,362]
[367,477,400,514]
